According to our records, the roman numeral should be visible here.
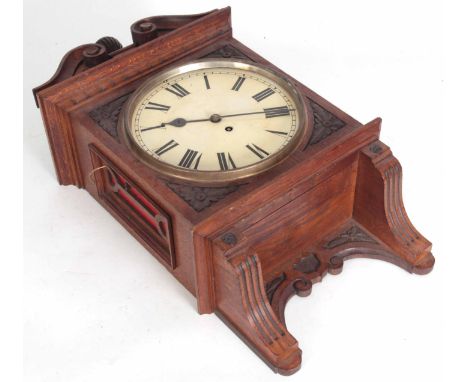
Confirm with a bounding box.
[266,130,288,136]
[231,76,246,91]
[252,88,275,102]
[165,83,190,98]
[204,75,210,89]
[217,152,236,171]
[154,139,179,156]
[145,102,171,111]
[264,106,291,118]
[246,144,270,159]
[179,149,202,169]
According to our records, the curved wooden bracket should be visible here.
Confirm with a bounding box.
[354,141,434,274]
[267,234,416,327]
[215,139,434,374]
[265,141,434,327]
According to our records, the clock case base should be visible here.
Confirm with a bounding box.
[34,8,434,375]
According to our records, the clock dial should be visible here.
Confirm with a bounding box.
[122,60,306,183]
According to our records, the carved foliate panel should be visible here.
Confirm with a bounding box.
[324,225,376,249]
[307,99,346,145]
[89,94,130,138]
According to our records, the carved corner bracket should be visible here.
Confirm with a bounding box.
[217,225,415,375]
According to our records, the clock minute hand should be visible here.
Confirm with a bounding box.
[218,110,269,118]
[218,108,296,119]
[142,117,210,131]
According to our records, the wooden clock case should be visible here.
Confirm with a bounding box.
[34,8,434,375]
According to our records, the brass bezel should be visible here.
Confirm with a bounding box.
[118,59,307,185]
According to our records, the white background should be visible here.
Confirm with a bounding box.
[16,0,466,381]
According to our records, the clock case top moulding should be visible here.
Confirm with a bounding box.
[34,8,434,376]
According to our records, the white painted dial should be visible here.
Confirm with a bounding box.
[123,61,305,183]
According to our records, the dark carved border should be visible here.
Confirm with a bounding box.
[167,182,240,212]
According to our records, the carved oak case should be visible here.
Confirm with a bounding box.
[34,8,434,375]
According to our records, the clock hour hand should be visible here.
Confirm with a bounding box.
[162,115,222,127]
[147,108,297,131]
[141,118,208,131]
[165,117,199,127]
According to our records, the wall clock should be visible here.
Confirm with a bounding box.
[33,8,434,375]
